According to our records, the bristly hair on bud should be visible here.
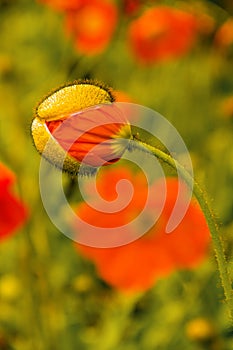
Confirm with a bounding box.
[35,79,115,121]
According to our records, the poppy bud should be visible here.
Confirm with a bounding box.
[31,80,132,175]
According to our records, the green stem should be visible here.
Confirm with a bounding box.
[133,136,233,322]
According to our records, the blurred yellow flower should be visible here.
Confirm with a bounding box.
[0,275,21,300]
[186,318,216,342]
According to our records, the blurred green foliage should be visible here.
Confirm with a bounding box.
[1,0,233,349]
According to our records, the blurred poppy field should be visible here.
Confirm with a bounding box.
[1,0,233,349]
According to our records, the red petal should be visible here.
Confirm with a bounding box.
[0,188,28,240]
[0,163,28,240]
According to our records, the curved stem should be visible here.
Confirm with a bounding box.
[133,137,233,322]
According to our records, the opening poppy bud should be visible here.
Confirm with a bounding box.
[31,80,132,175]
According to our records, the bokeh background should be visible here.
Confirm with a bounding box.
[1,0,233,349]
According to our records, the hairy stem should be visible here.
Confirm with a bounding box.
[133,136,233,321]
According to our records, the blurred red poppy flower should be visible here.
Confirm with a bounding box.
[65,0,118,55]
[214,19,233,49]
[0,163,28,240]
[128,6,198,64]
[112,90,134,103]
[220,95,233,119]
[75,167,210,292]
